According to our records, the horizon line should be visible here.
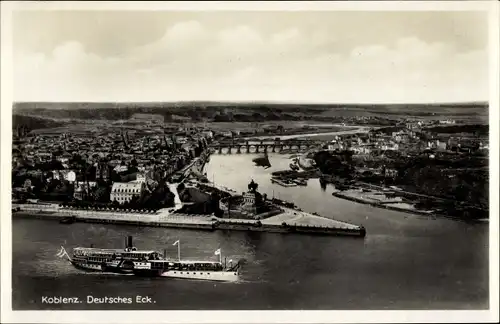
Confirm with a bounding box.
[12,100,489,106]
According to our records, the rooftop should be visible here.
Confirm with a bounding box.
[111,182,144,191]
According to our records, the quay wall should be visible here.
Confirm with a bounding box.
[15,211,65,221]
[217,222,365,237]
[77,217,215,230]
[12,208,366,238]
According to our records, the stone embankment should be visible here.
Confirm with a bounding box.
[13,202,366,238]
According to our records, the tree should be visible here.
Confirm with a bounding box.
[214,208,224,217]
[194,145,202,157]
[70,153,84,164]
[209,191,221,213]
[95,185,111,203]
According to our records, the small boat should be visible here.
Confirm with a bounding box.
[292,178,307,186]
[253,153,271,169]
[271,177,297,187]
[59,216,75,224]
[56,236,240,282]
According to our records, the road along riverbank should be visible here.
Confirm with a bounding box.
[244,125,370,141]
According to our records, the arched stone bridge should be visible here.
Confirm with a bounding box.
[209,139,324,154]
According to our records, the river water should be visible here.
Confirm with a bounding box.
[12,154,488,310]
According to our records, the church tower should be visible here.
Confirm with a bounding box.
[96,162,109,181]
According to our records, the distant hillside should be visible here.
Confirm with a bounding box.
[13,100,488,110]
[12,114,66,132]
[12,101,489,124]
[424,124,489,136]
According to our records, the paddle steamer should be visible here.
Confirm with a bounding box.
[57,236,240,282]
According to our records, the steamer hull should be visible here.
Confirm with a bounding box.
[131,268,239,282]
[58,236,241,282]
[159,270,239,282]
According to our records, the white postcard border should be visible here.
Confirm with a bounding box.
[1,1,498,323]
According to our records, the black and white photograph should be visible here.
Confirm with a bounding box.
[1,1,499,323]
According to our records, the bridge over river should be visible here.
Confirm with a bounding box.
[209,139,324,154]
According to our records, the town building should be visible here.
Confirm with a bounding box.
[95,162,110,181]
[110,182,145,204]
[384,168,399,178]
[53,170,76,183]
[427,139,448,151]
[350,145,372,155]
[23,179,33,190]
[130,172,146,184]
[114,165,128,173]
[201,130,214,139]
[74,181,98,200]
[479,141,489,151]
[379,142,399,151]
[221,131,233,138]
[328,141,345,151]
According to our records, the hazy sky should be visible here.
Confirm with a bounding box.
[12,10,489,103]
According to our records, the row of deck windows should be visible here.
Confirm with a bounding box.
[84,256,111,263]
[172,272,237,276]
[151,263,223,271]
[113,188,141,193]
